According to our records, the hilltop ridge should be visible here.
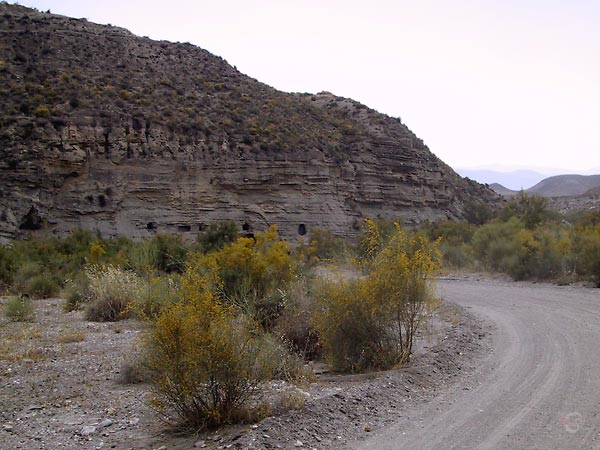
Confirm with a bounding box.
[0,4,498,242]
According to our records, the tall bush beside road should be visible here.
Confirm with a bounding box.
[313,221,441,373]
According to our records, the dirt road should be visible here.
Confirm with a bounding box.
[355,279,600,450]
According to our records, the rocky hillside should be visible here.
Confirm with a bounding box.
[0,4,498,243]
[489,183,517,197]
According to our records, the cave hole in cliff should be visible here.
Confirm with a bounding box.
[178,225,191,232]
[242,222,250,231]
[147,222,157,231]
[298,224,307,236]
[98,195,107,207]
[19,206,43,230]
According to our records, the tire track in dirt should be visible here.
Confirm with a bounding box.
[355,280,600,450]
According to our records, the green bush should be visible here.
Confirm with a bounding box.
[571,224,600,282]
[506,227,563,280]
[500,191,555,229]
[252,332,312,382]
[127,239,160,276]
[6,230,96,295]
[24,274,61,299]
[439,243,472,269]
[424,221,475,246]
[313,277,392,372]
[128,234,188,275]
[12,262,60,299]
[197,221,238,253]
[307,228,347,260]
[62,273,91,312]
[4,295,35,322]
[11,261,43,293]
[470,218,568,280]
[134,276,180,319]
[463,199,496,225]
[571,211,600,228]
[274,277,320,360]
[471,218,522,272]
[423,221,476,270]
[0,246,17,289]
[150,234,188,273]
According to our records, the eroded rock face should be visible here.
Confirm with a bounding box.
[0,4,499,243]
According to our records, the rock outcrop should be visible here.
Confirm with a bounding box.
[0,4,499,243]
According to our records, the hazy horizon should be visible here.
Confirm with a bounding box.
[13,0,600,173]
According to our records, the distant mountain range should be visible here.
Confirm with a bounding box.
[456,169,550,191]
[457,167,600,191]
[527,175,600,197]
[489,174,600,198]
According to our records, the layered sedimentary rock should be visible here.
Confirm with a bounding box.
[0,4,499,243]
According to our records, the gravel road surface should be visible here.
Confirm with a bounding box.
[355,279,600,450]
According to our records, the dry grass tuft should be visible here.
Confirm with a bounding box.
[56,329,85,344]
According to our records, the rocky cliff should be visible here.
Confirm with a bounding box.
[0,4,499,243]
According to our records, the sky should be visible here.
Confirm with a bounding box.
[14,0,600,174]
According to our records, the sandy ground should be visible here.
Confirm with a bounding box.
[0,284,491,450]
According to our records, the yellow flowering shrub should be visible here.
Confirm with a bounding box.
[89,242,105,264]
[143,264,272,430]
[359,218,384,262]
[201,224,295,328]
[313,221,441,372]
[572,224,600,281]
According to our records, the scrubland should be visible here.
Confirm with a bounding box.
[1,193,598,446]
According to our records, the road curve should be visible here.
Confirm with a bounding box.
[354,279,600,450]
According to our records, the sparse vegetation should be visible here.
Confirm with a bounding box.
[0,196,598,433]
[56,328,85,343]
[4,295,35,322]
[1,5,599,446]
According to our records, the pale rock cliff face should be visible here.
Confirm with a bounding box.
[0,5,498,243]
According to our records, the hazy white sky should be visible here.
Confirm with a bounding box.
[16,0,600,172]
